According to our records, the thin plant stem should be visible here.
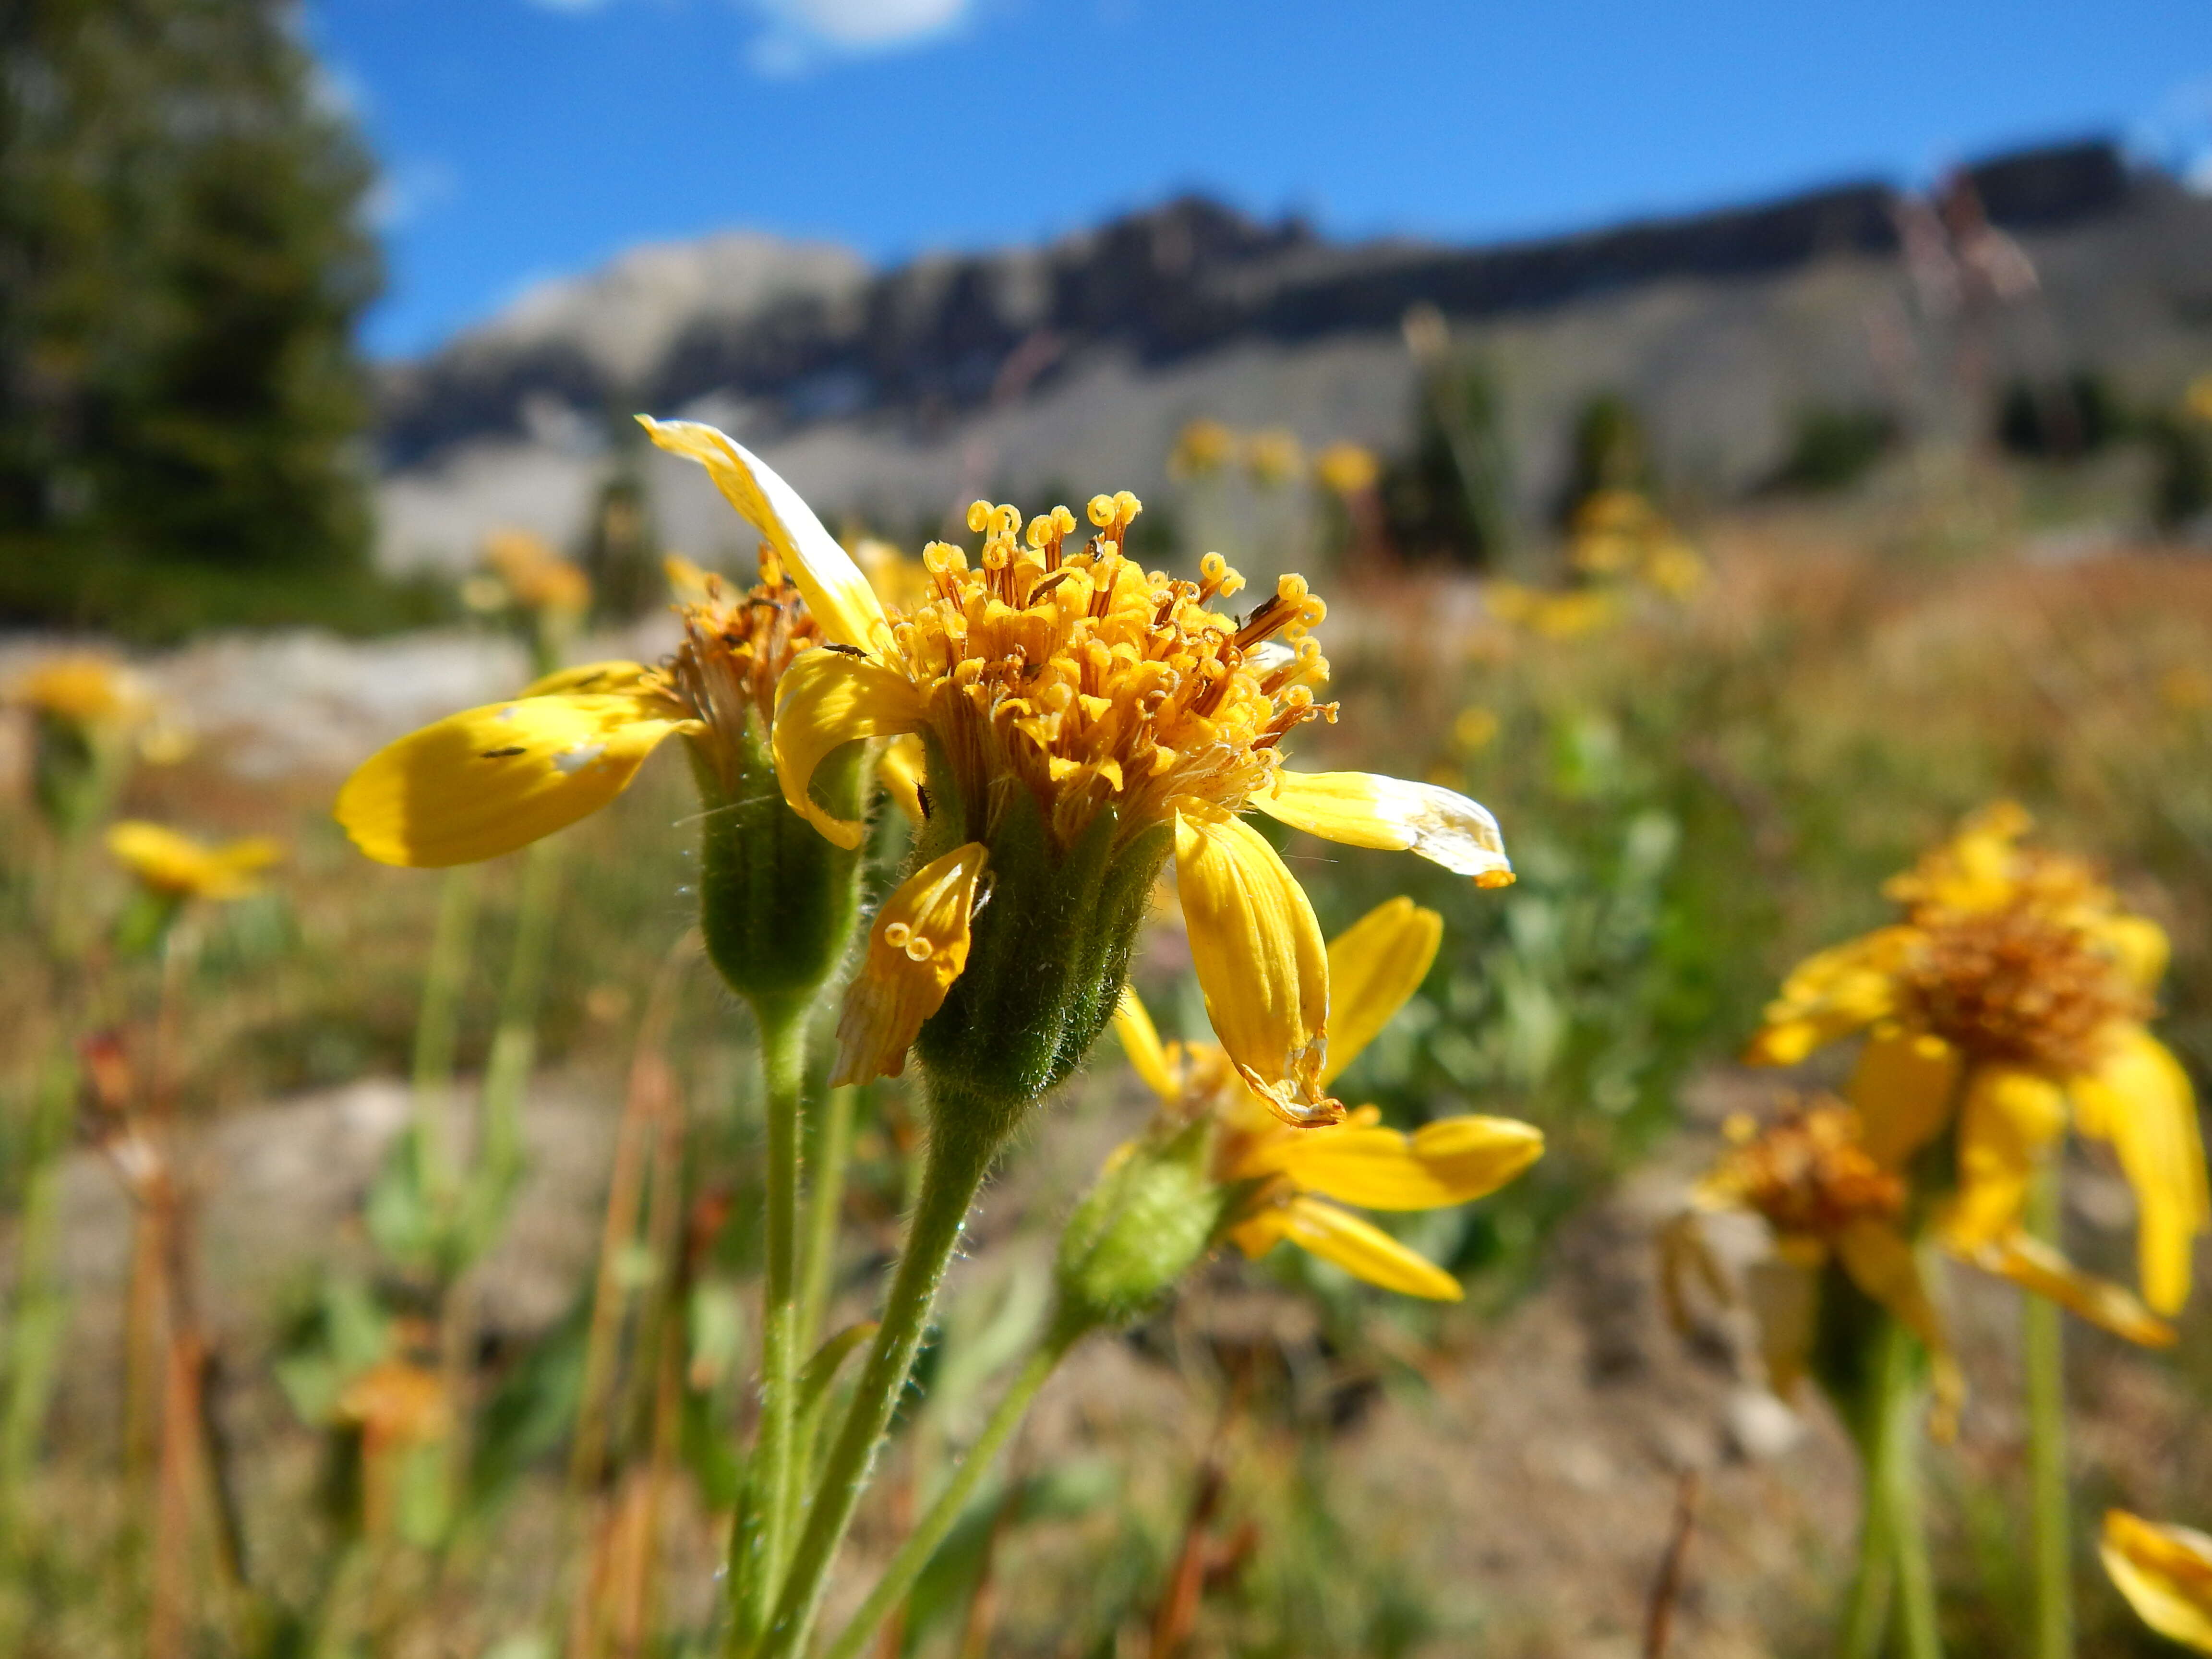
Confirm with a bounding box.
[798,1084,857,1353]
[819,1328,1074,1659]
[1881,1316,1944,1659]
[409,866,481,1202]
[754,1117,1004,1659]
[0,1054,76,1547]
[726,1001,811,1656]
[1839,1337,1901,1659]
[2024,1163,2073,1659]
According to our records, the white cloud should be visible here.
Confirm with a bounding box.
[745,0,974,73]
[366,158,461,232]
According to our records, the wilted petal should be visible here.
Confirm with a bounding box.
[1943,1064,2066,1253]
[2104,1511,2212,1654]
[1173,803,1335,1125]
[337,694,689,867]
[832,843,988,1086]
[1254,769,1512,886]
[2071,1025,2209,1315]
[876,733,928,824]
[1848,1023,1961,1170]
[1967,1232,2175,1348]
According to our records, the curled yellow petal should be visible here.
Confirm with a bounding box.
[1320,897,1442,1086]
[1834,1216,1964,1439]
[639,417,887,653]
[1967,1232,2175,1347]
[1112,986,1178,1104]
[831,843,988,1086]
[1848,1024,1961,1170]
[337,695,687,867]
[1944,1064,2067,1252]
[1744,926,1914,1065]
[771,648,927,850]
[107,821,283,901]
[2103,1511,2212,1654]
[876,733,928,824]
[1173,803,1335,1125]
[1237,1195,1463,1300]
[2071,1025,2209,1314]
[1254,769,1512,886]
[1260,1114,1542,1211]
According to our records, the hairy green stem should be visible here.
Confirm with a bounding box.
[1881,1315,1944,1659]
[2025,1164,2073,1659]
[726,1002,811,1656]
[820,1322,1079,1659]
[797,1085,857,1354]
[1839,1383,1899,1659]
[753,1110,1005,1659]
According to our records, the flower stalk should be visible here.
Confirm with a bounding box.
[2024,1161,2073,1659]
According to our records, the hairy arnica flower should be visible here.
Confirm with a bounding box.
[2103,1509,2212,1652]
[1111,898,1542,1299]
[1746,802,2206,1316]
[337,421,916,1007]
[1668,1097,2173,1437]
[772,482,1513,1124]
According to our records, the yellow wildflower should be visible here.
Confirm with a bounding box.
[1748,803,2207,1316]
[337,422,890,869]
[2104,1510,2212,1653]
[1672,1098,2170,1434]
[1113,898,1542,1299]
[14,654,153,726]
[1313,442,1380,497]
[1244,428,1306,488]
[106,821,283,902]
[773,482,1512,1121]
[1169,418,1238,480]
[482,528,591,616]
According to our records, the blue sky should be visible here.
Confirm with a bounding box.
[308,0,2212,359]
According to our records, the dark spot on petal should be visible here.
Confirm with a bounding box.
[480,746,527,758]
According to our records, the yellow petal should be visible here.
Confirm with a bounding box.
[876,733,928,824]
[1965,1232,2175,1347]
[1834,1216,1965,1439]
[639,417,887,653]
[1112,986,1178,1105]
[1319,897,1443,1086]
[336,695,685,867]
[831,843,988,1087]
[1173,803,1336,1125]
[517,660,657,700]
[1848,1024,1962,1170]
[2094,914,2171,994]
[771,648,926,850]
[1257,1195,1464,1300]
[2103,1511,2212,1654]
[2071,1026,2209,1314]
[1260,1115,1542,1210]
[1744,926,1914,1065]
[1253,769,1512,886]
[1943,1064,2067,1252]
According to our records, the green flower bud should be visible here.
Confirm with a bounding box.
[1054,1118,1241,1332]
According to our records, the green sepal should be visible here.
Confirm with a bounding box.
[912,783,1171,1142]
[688,714,864,1023]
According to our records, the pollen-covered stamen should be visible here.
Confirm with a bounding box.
[666,553,822,792]
[1903,902,2148,1076]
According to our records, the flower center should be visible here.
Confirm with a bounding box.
[1901,903,2143,1075]
[1711,1103,1903,1238]
[888,493,1337,845]
[669,550,820,783]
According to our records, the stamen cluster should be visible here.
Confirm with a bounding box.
[1901,902,2146,1076]
[1707,1102,1904,1239]
[890,493,1336,846]
[669,550,820,790]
